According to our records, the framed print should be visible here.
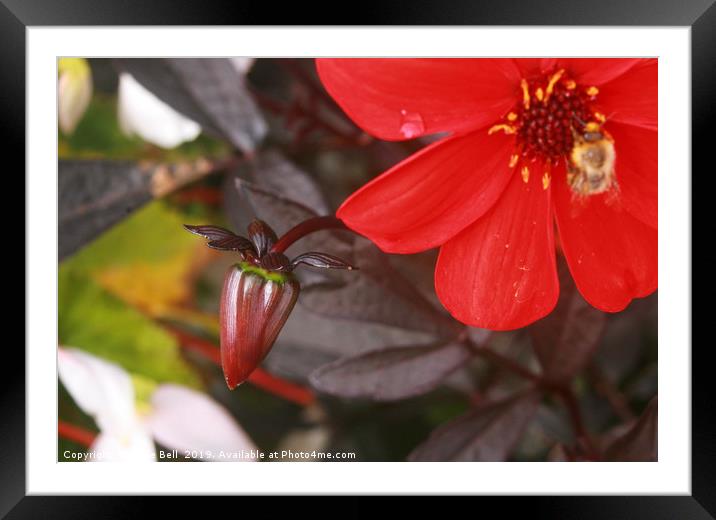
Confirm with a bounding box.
[7,0,710,515]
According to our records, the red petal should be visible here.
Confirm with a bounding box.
[597,60,657,130]
[435,168,558,330]
[609,122,657,228]
[553,168,657,312]
[558,58,648,86]
[514,58,559,77]
[337,131,515,253]
[316,58,519,140]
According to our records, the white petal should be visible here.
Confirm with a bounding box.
[58,60,93,135]
[146,384,257,462]
[117,72,201,149]
[89,429,157,462]
[230,58,255,75]
[58,347,136,435]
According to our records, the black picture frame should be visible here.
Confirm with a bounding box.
[7,0,708,515]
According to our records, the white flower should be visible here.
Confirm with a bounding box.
[117,73,201,149]
[58,58,93,135]
[58,347,257,462]
[230,57,256,74]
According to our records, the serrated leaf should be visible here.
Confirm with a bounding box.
[232,178,353,288]
[604,396,657,461]
[58,268,200,387]
[229,155,458,337]
[530,257,606,382]
[248,149,331,215]
[115,58,267,153]
[310,342,470,401]
[300,239,461,338]
[408,390,542,461]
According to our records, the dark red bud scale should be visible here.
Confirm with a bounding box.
[184,217,356,389]
[220,262,299,389]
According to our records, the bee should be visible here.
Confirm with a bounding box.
[567,120,617,196]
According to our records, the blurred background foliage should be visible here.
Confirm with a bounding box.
[58,58,657,462]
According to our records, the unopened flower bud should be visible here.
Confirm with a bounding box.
[185,218,356,389]
[220,262,299,389]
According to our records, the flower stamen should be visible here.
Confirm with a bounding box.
[544,69,564,102]
[586,86,599,97]
[521,165,530,183]
[509,154,519,168]
[488,124,517,135]
[520,79,530,110]
[542,171,551,190]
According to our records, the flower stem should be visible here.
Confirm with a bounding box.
[271,216,350,254]
[165,325,315,406]
[58,420,96,448]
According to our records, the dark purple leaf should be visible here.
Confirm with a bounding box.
[604,396,657,461]
[59,160,153,260]
[300,239,462,339]
[309,342,470,401]
[233,179,353,288]
[236,179,352,252]
[248,149,330,215]
[60,158,221,261]
[291,252,356,271]
[114,58,267,153]
[408,390,542,461]
[183,224,255,254]
[231,164,458,338]
[247,219,278,257]
[263,343,339,382]
[530,256,606,382]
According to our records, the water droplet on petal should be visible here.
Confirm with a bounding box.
[399,109,425,139]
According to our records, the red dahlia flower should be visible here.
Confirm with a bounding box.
[317,58,657,330]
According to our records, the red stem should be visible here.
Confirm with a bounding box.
[247,369,315,407]
[58,420,96,448]
[166,326,315,406]
[271,216,350,254]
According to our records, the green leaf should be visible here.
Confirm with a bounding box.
[66,200,200,270]
[58,267,201,388]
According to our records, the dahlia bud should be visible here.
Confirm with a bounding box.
[185,218,355,389]
[220,261,299,389]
